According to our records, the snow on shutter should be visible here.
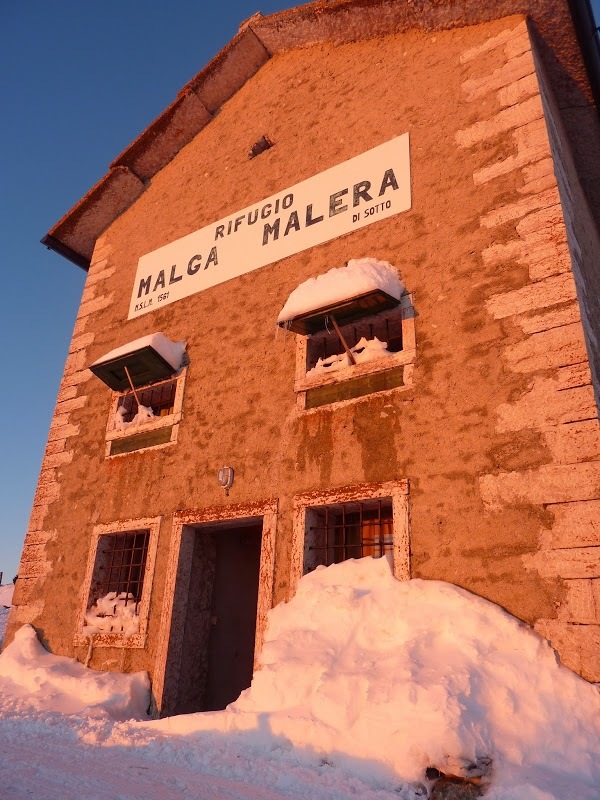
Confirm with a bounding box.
[90,333,186,391]
[277,258,403,335]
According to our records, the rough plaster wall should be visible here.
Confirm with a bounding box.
[533,44,600,409]
[4,238,114,649]
[7,16,600,682]
[456,21,600,680]
[523,36,600,679]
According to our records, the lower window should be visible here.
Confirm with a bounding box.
[74,517,160,648]
[85,530,150,636]
[291,480,410,594]
[305,498,393,569]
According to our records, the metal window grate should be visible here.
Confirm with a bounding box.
[92,530,149,607]
[307,307,403,371]
[117,377,177,423]
[308,499,393,567]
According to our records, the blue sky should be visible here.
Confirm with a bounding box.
[1,2,600,583]
[0,1,295,582]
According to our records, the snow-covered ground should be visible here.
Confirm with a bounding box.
[0,583,14,646]
[0,584,14,607]
[1,560,599,799]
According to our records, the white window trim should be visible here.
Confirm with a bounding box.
[73,516,161,649]
[290,480,410,599]
[104,367,187,458]
[293,294,416,407]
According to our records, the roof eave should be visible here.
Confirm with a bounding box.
[41,234,91,270]
[42,0,595,270]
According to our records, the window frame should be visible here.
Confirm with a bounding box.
[104,367,187,457]
[74,516,161,649]
[292,294,416,409]
[151,500,278,717]
[304,497,395,570]
[290,480,410,599]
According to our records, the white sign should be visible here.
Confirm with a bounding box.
[128,133,411,319]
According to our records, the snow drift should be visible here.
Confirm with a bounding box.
[307,335,393,377]
[0,625,149,720]
[84,591,141,637]
[153,557,600,798]
[1,560,600,798]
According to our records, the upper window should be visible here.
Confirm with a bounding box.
[305,305,404,378]
[115,377,177,425]
[278,258,416,409]
[89,333,187,456]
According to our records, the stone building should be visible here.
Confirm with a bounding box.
[6,0,600,716]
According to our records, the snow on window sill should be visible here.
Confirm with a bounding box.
[102,368,187,457]
[295,348,416,393]
[105,410,182,442]
[74,518,161,651]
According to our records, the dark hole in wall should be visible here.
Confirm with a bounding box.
[248,135,274,159]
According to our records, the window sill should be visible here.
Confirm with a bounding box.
[294,349,416,393]
[73,631,147,649]
[105,411,181,442]
[105,417,180,457]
